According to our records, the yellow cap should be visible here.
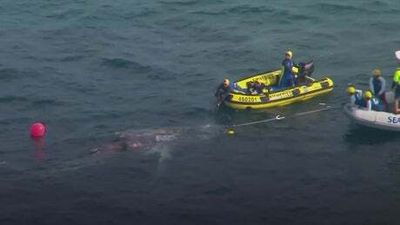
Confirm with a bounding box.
[372,69,381,76]
[285,50,293,58]
[346,86,355,95]
[364,90,372,99]
[223,78,230,87]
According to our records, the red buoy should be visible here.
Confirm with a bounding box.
[30,122,47,137]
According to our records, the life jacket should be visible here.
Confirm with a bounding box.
[372,77,383,96]
[352,91,364,106]
[392,67,400,97]
[393,67,400,85]
[215,83,232,98]
[371,97,385,111]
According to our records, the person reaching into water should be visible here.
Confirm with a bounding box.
[391,51,400,114]
[279,50,298,88]
[369,68,386,105]
[215,78,232,106]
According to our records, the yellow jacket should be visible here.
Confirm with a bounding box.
[393,67,400,84]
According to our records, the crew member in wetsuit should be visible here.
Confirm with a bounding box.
[215,78,232,105]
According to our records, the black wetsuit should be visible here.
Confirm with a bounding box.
[215,83,232,102]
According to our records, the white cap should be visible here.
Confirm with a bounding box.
[396,50,400,61]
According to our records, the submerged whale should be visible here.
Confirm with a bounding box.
[90,128,181,154]
[90,125,222,156]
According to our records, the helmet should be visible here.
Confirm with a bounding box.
[364,90,372,99]
[372,69,381,77]
[223,79,230,87]
[285,50,293,58]
[346,86,355,95]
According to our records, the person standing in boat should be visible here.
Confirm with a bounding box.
[279,50,298,88]
[369,69,386,101]
[391,51,400,114]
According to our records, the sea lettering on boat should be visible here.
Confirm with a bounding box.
[387,116,400,124]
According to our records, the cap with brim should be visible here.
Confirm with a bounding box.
[285,51,293,58]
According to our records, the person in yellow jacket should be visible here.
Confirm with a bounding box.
[392,51,400,114]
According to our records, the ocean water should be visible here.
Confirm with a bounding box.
[1,0,400,224]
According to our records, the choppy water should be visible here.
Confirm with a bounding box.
[1,0,400,224]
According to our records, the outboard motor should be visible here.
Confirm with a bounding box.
[299,61,314,77]
[296,61,314,84]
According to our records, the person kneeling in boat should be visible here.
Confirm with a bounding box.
[215,78,232,105]
[391,50,400,114]
[363,90,385,111]
[347,85,363,106]
[369,68,386,107]
[279,50,298,88]
[247,81,266,95]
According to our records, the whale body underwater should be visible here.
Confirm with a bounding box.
[90,125,223,156]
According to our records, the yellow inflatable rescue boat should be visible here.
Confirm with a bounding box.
[222,62,334,110]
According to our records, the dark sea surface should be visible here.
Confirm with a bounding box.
[1,0,400,224]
